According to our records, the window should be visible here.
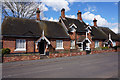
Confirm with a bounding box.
[56,40,64,49]
[15,39,26,51]
[95,41,99,48]
[70,40,75,49]
[113,41,116,47]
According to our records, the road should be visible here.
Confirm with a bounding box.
[2,52,118,78]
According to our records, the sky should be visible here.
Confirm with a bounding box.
[0,0,119,33]
[40,1,119,33]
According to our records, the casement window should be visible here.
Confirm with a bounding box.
[70,40,75,49]
[15,39,26,51]
[86,43,90,50]
[113,41,116,47]
[56,40,64,49]
[70,27,76,32]
[95,41,99,48]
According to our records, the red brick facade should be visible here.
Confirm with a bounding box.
[2,37,71,53]
[50,38,70,51]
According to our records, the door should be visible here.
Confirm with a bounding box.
[38,40,45,55]
[83,42,86,51]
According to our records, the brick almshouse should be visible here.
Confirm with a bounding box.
[1,8,120,55]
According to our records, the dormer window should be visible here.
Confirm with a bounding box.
[86,26,91,33]
[69,24,77,32]
[70,27,76,32]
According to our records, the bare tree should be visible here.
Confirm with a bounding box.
[2,1,42,19]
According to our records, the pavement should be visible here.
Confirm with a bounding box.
[2,52,119,78]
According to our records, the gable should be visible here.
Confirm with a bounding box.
[60,17,87,32]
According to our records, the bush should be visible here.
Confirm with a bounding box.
[113,46,120,50]
[101,47,109,50]
[93,47,102,51]
[2,48,11,54]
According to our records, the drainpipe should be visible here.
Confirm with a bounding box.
[75,32,77,49]
[34,40,35,53]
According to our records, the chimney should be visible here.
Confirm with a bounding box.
[61,8,65,18]
[93,18,97,27]
[77,10,82,21]
[36,8,40,20]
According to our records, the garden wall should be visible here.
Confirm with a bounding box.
[49,51,86,58]
[3,48,120,63]
[91,49,117,54]
[3,55,40,63]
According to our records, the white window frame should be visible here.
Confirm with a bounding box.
[95,40,99,48]
[113,41,116,47]
[14,39,26,51]
[70,40,75,49]
[86,43,90,50]
[77,42,83,51]
[56,40,64,50]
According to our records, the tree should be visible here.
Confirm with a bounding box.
[2,1,42,19]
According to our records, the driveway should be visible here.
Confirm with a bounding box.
[2,52,118,78]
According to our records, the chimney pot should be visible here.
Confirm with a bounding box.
[93,18,97,27]
[61,8,65,18]
[77,10,82,21]
[36,8,40,20]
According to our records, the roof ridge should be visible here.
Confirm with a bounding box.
[65,17,78,20]
[40,19,59,23]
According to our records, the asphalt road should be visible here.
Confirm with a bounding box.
[2,52,118,78]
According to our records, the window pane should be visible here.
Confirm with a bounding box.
[95,41,99,48]
[56,40,63,48]
[16,39,26,49]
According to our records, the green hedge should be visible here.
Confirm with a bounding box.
[2,48,11,54]
[101,47,109,50]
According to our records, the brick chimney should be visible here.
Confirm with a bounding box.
[77,10,82,21]
[61,8,65,18]
[36,8,40,20]
[93,18,97,27]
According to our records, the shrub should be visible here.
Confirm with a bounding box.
[2,48,11,54]
[93,47,102,51]
[113,46,119,50]
[102,47,109,50]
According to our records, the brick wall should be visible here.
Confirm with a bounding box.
[49,51,86,58]
[50,38,70,50]
[91,40,104,49]
[69,32,76,40]
[2,37,16,53]
[2,37,38,53]
[3,55,40,62]
[116,41,119,46]
[3,49,119,63]
[2,37,71,53]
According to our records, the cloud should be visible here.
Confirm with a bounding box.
[84,5,97,12]
[39,3,48,12]
[114,2,118,5]
[42,0,70,12]
[42,17,58,22]
[66,15,76,18]
[111,26,118,33]
[48,17,58,22]
[82,11,118,33]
